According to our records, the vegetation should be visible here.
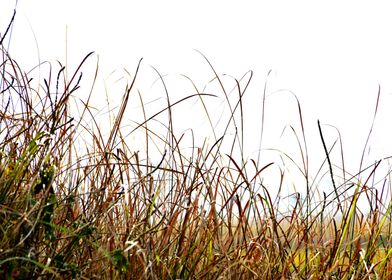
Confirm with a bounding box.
[1,12,392,279]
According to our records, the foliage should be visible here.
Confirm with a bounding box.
[1,13,392,279]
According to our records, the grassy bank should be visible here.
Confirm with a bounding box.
[1,17,392,280]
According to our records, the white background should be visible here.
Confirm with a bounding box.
[2,0,392,200]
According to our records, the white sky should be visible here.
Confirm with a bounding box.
[2,0,392,201]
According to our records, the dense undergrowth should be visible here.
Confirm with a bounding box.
[1,12,392,280]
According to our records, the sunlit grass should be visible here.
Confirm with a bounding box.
[1,14,392,279]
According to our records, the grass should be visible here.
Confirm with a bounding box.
[1,14,392,279]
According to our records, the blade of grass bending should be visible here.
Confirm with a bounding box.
[318,119,341,211]
[195,50,251,162]
[359,85,381,172]
[256,70,271,168]
[115,93,216,151]
[332,182,360,266]
[0,9,16,46]
[105,58,143,152]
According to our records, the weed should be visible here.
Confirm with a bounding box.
[1,12,392,280]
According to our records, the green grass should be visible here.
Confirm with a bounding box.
[1,15,392,279]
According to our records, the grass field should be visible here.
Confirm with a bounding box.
[1,15,392,279]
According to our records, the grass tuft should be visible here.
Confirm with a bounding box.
[1,16,392,279]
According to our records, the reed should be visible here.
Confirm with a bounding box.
[1,15,392,279]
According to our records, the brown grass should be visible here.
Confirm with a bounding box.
[1,14,392,279]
